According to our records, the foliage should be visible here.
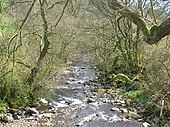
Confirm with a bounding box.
[0,73,33,107]
[142,41,170,116]
[0,0,169,123]
[0,0,78,108]
[0,100,6,113]
[126,90,156,108]
[87,0,170,120]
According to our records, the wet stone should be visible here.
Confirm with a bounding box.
[81,67,86,69]
[119,108,128,113]
[13,114,22,120]
[111,107,120,112]
[137,118,144,122]
[0,54,143,127]
[24,107,39,116]
[87,98,95,103]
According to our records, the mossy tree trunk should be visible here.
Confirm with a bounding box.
[0,1,2,13]
[25,0,49,86]
[107,0,170,44]
[25,0,71,86]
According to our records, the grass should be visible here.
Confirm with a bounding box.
[0,100,6,113]
[125,90,156,109]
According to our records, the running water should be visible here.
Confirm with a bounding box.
[51,54,143,127]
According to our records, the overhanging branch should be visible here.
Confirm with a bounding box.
[107,0,170,44]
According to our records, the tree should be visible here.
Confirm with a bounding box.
[107,0,170,44]
[25,0,72,85]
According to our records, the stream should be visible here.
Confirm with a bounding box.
[51,54,143,127]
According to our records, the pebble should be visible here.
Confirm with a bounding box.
[42,113,53,118]
[81,67,86,69]
[87,98,95,103]
[137,118,144,122]
[119,108,128,113]
[111,107,120,111]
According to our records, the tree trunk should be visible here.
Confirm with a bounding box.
[107,0,170,44]
[25,0,49,85]
[0,1,2,13]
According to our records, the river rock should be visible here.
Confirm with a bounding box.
[25,107,39,116]
[48,108,57,114]
[13,114,22,120]
[43,113,53,118]
[37,105,51,113]
[125,111,141,120]
[83,81,90,86]
[143,122,150,127]
[8,108,20,115]
[0,114,13,123]
[102,98,109,103]
[111,107,120,111]
[81,67,86,69]
[40,98,48,105]
[137,118,144,122]
[119,108,128,113]
[52,102,68,108]
[77,80,85,84]
[87,98,95,103]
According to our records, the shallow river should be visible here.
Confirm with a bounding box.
[52,54,142,127]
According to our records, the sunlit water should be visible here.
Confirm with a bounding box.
[51,54,141,127]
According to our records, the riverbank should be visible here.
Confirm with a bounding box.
[0,54,166,127]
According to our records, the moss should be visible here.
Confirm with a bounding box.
[144,24,159,39]
[146,25,151,31]
[149,25,158,36]
[126,90,149,103]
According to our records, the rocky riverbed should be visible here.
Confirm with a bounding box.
[0,54,151,127]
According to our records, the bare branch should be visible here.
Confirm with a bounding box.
[107,0,170,44]
[55,0,71,27]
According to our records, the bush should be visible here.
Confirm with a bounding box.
[0,72,35,107]
[142,42,170,117]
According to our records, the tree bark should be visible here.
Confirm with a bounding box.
[26,0,69,85]
[25,0,49,85]
[0,1,2,13]
[107,0,170,44]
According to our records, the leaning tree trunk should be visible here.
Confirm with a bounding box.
[25,0,49,85]
[107,0,170,44]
